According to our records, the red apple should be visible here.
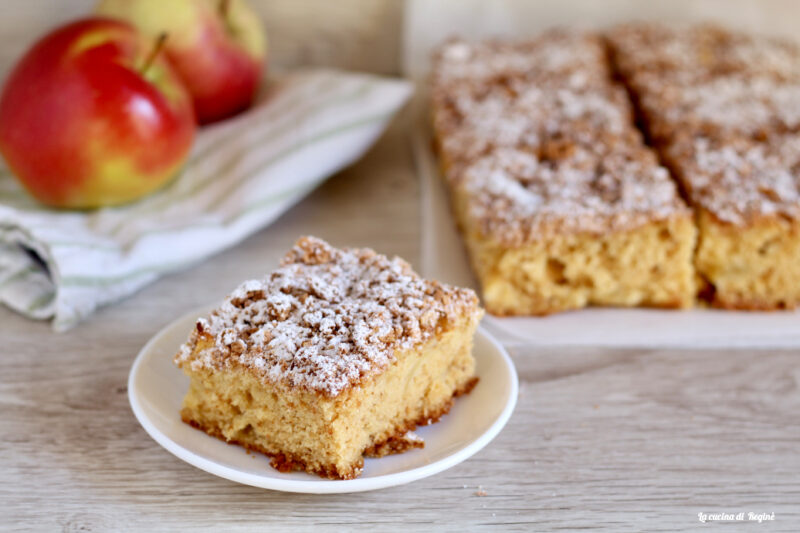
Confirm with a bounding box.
[96,0,268,124]
[0,18,196,209]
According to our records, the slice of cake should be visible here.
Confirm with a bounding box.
[174,236,483,479]
[665,135,800,309]
[431,32,697,315]
[608,23,800,309]
[449,140,696,315]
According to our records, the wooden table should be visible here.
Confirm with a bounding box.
[3,116,799,532]
[2,2,800,531]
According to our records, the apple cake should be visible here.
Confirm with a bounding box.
[431,32,697,315]
[174,236,483,479]
[608,24,800,309]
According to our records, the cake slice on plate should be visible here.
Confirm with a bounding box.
[175,236,483,479]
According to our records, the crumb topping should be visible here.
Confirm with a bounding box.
[608,23,800,223]
[669,135,800,224]
[460,145,687,244]
[634,75,800,141]
[175,237,481,397]
[432,81,634,169]
[433,31,609,88]
[608,23,800,83]
[431,30,688,243]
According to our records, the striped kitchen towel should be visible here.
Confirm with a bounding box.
[0,69,412,330]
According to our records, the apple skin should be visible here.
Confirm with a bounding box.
[0,18,196,209]
[96,0,267,124]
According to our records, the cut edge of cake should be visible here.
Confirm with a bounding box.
[694,209,800,310]
[450,185,697,315]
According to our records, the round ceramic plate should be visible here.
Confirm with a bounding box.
[128,306,518,494]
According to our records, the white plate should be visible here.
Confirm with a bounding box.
[128,306,518,494]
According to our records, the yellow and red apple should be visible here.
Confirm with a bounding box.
[96,0,268,124]
[0,18,196,209]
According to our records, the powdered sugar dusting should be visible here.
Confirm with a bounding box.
[609,23,800,224]
[608,23,800,83]
[671,78,800,133]
[432,82,634,168]
[670,136,800,224]
[175,237,481,397]
[431,31,688,245]
[433,30,609,88]
[461,146,686,244]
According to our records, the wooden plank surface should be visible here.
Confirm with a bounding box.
[1,2,799,531]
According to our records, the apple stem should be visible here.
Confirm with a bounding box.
[140,33,168,76]
[219,0,231,18]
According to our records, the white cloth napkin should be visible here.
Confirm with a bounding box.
[0,69,412,330]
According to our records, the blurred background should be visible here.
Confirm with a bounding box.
[0,0,403,79]
[5,0,800,84]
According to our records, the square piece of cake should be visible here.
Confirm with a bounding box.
[664,135,800,309]
[608,23,800,309]
[431,32,697,315]
[175,236,483,479]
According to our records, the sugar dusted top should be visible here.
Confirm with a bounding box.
[432,81,635,169]
[609,24,800,141]
[669,135,800,224]
[431,31,624,163]
[633,75,800,142]
[459,144,689,245]
[608,23,800,83]
[431,30,690,244]
[609,23,800,223]
[432,30,609,89]
[175,237,481,397]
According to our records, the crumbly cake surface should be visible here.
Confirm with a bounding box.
[431,30,697,314]
[609,25,800,221]
[457,143,689,246]
[176,236,481,398]
[432,30,610,88]
[609,25,800,150]
[608,23,800,83]
[638,75,800,141]
[432,80,635,169]
[666,135,800,225]
[431,31,624,174]
[608,23,800,309]
[432,32,691,246]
